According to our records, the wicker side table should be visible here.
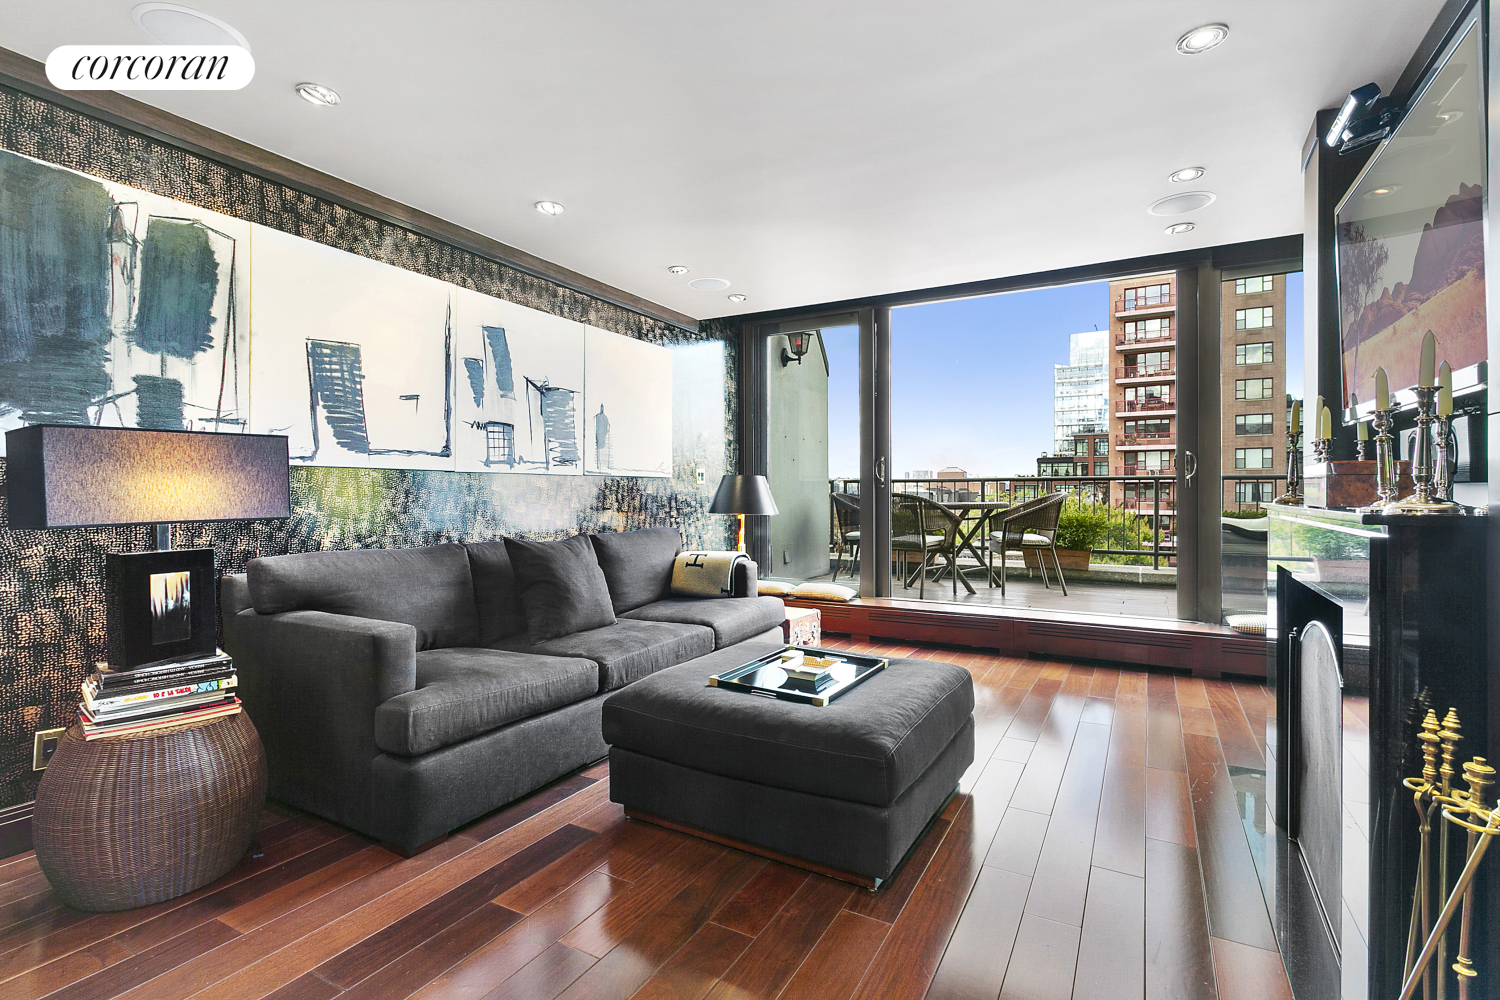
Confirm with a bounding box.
[34,711,267,912]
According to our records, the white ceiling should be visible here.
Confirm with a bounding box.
[1,0,1447,321]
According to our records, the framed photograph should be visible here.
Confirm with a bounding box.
[105,549,217,669]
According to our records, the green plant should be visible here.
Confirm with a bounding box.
[1055,500,1109,551]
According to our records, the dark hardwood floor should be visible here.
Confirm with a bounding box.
[0,640,1293,1000]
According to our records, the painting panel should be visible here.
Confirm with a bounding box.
[452,286,584,475]
[248,226,455,470]
[583,326,672,477]
[0,149,251,454]
[1336,22,1486,408]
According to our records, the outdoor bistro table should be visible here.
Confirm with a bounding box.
[933,500,1011,594]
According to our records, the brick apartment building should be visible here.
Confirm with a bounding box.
[1108,273,1177,533]
[1220,273,1287,509]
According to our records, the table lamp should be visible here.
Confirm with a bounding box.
[6,425,291,667]
[708,474,778,552]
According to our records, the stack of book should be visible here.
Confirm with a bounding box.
[779,651,843,693]
[78,650,240,740]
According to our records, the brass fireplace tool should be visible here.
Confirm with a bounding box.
[1400,707,1499,1000]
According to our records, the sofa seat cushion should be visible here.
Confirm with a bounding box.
[621,597,786,649]
[602,642,975,807]
[492,619,714,693]
[591,528,681,614]
[246,544,478,651]
[374,648,599,756]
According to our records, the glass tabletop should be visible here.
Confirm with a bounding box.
[709,645,887,706]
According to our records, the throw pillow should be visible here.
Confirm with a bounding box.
[504,535,616,642]
[789,582,858,603]
[758,579,795,596]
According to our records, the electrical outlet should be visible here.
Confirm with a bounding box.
[33,727,65,771]
[694,467,705,485]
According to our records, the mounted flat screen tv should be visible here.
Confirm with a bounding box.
[1335,13,1486,418]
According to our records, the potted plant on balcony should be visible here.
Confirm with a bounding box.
[1026,499,1109,572]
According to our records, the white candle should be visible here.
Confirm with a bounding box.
[1314,395,1324,436]
[1289,400,1300,435]
[1438,361,1453,416]
[1374,368,1390,410]
[1321,405,1333,440]
[1358,420,1369,441]
[1419,330,1436,387]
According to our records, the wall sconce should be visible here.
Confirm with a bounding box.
[781,331,813,367]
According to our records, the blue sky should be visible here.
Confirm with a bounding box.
[824,273,1304,479]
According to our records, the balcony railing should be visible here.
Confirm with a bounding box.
[1115,363,1176,380]
[1115,398,1175,413]
[1115,329,1174,347]
[831,475,1182,569]
[1116,465,1174,476]
[1117,433,1174,447]
[1115,291,1175,314]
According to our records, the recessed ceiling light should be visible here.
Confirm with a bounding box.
[688,277,731,291]
[1165,223,1196,235]
[667,265,690,275]
[727,294,747,303]
[1148,191,1216,216]
[1364,185,1401,198]
[1176,23,1229,55]
[295,82,340,106]
[132,2,250,49]
[534,201,566,216]
[1168,166,1205,183]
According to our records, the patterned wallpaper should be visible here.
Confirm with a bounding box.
[0,87,737,810]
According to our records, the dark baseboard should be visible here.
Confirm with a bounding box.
[789,596,1268,679]
[0,801,33,860]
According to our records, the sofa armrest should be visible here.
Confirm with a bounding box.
[732,559,759,598]
[223,608,418,836]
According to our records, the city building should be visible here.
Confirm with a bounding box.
[1052,331,1109,461]
[1108,273,1178,528]
[1221,273,1288,509]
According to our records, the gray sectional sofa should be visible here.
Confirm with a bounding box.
[221,527,785,852]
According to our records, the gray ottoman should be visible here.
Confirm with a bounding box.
[602,641,975,887]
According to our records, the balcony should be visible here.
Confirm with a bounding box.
[1115,362,1176,383]
[1115,398,1175,416]
[1114,291,1175,317]
[1116,464,1174,476]
[822,475,1182,616]
[1115,330,1175,350]
[1116,433,1175,449]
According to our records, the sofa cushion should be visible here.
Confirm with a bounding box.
[602,642,975,807]
[463,541,528,645]
[504,535,616,642]
[246,545,477,651]
[492,619,714,693]
[621,597,786,649]
[590,528,681,614]
[374,648,598,756]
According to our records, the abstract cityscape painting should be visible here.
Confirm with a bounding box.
[584,327,672,477]
[0,150,674,478]
[452,287,584,475]
[0,149,251,455]
[247,227,456,470]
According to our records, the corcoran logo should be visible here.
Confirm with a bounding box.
[45,45,254,90]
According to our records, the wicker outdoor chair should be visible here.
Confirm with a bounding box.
[830,492,861,582]
[891,492,963,599]
[987,491,1069,597]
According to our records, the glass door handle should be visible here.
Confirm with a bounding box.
[1183,450,1198,487]
[875,457,886,486]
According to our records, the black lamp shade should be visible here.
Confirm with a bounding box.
[708,474,779,516]
[5,425,291,529]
